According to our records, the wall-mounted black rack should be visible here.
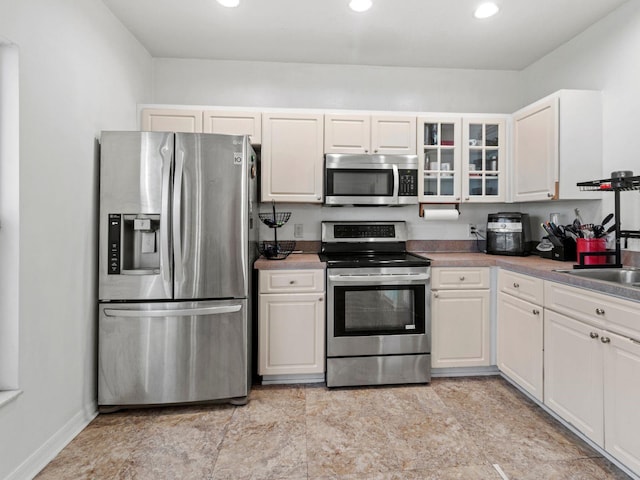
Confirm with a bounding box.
[576,174,640,268]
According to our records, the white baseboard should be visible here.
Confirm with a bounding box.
[5,402,98,480]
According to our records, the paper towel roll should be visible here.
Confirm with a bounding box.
[422,209,460,221]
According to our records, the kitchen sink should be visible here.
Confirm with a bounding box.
[554,267,640,288]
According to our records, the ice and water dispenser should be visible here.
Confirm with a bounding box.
[107,213,161,274]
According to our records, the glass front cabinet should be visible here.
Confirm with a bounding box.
[418,117,506,203]
[417,117,462,202]
[462,118,506,202]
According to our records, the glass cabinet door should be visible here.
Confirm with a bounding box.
[417,118,461,202]
[463,119,506,202]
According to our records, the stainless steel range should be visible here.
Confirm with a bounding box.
[320,221,432,388]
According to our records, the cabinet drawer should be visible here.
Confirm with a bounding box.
[259,269,325,294]
[545,281,640,338]
[432,267,490,289]
[498,269,544,305]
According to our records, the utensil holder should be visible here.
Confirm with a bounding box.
[551,238,576,262]
[576,238,609,266]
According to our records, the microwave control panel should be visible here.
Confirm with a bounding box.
[399,170,418,196]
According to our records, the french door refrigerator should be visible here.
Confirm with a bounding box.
[98,131,257,409]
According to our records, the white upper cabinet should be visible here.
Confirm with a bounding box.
[203,110,261,144]
[141,108,203,133]
[462,118,506,203]
[324,114,416,154]
[261,112,324,203]
[417,117,462,203]
[512,90,602,202]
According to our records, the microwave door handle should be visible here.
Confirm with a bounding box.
[392,164,399,201]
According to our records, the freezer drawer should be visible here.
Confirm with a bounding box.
[98,299,248,406]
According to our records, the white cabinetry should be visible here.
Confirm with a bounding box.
[544,281,640,475]
[417,116,506,203]
[141,108,261,144]
[512,89,602,202]
[497,270,544,401]
[141,108,203,133]
[324,114,416,154]
[431,268,491,368]
[202,110,261,144]
[258,269,325,376]
[544,309,604,446]
[262,112,324,203]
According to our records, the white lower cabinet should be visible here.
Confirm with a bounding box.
[544,309,604,446]
[258,269,325,376]
[431,267,491,368]
[544,280,640,476]
[604,331,640,474]
[497,291,544,401]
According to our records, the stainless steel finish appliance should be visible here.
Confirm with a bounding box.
[98,131,257,408]
[486,212,532,256]
[320,221,431,387]
[324,154,419,206]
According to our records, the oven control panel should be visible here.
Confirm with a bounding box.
[334,224,395,239]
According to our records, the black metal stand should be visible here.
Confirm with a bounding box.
[575,175,640,269]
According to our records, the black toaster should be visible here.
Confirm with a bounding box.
[486,212,532,256]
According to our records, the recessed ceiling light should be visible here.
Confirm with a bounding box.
[474,2,499,19]
[217,0,239,7]
[349,0,372,13]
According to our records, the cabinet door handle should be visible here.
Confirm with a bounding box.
[601,336,611,344]
[532,309,540,315]
[590,332,599,339]
[595,308,605,315]
[513,282,520,288]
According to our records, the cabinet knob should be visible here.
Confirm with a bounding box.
[374,149,378,153]
[455,197,461,201]
[318,297,323,302]
[601,336,611,344]
[590,332,599,339]
[532,309,540,315]
[289,280,295,285]
[595,308,605,315]
[434,292,439,298]
[464,197,470,201]
[547,192,554,198]
[364,149,369,153]
[513,282,519,288]
[459,276,465,281]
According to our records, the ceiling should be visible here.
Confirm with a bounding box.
[101,0,629,70]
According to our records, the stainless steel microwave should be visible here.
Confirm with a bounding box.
[324,154,419,206]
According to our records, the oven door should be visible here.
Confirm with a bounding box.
[326,266,431,357]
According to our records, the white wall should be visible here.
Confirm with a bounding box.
[153,58,522,113]
[520,0,640,250]
[0,1,152,478]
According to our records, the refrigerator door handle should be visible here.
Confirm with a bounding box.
[172,145,185,288]
[103,304,242,318]
[160,140,173,297]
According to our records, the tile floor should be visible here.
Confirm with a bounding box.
[36,376,632,480]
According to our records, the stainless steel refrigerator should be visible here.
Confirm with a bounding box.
[97,131,257,409]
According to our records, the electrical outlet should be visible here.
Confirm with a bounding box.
[294,223,304,238]
[469,224,477,237]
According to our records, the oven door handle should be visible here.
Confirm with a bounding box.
[328,273,431,283]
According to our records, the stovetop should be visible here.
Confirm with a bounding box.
[319,252,431,268]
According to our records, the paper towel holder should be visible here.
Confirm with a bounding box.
[419,203,460,218]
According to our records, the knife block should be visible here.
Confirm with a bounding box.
[551,239,577,262]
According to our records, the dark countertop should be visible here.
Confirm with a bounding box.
[254,252,640,302]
